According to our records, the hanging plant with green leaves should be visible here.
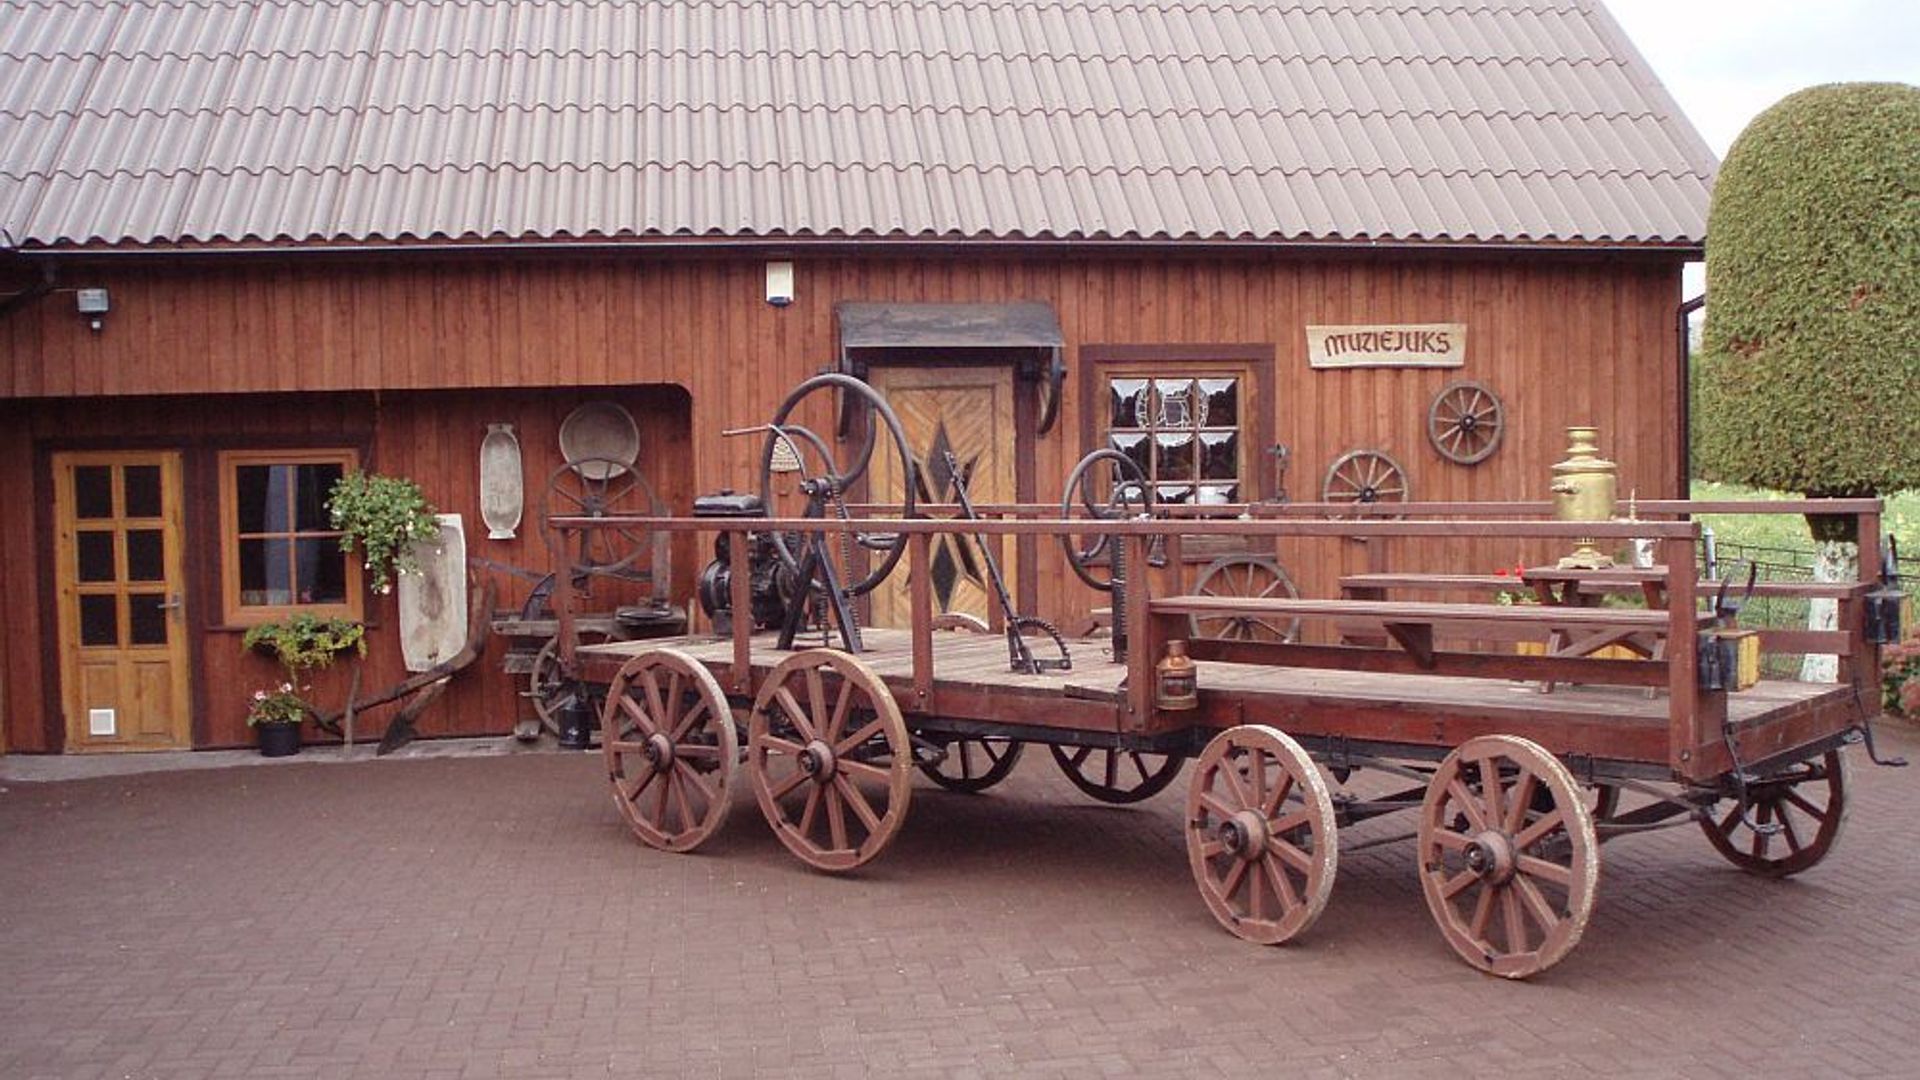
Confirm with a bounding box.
[327,471,441,594]
[240,614,367,728]
[242,613,368,674]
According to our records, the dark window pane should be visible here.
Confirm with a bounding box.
[293,463,344,532]
[79,594,117,646]
[1198,483,1239,505]
[128,592,168,645]
[74,466,113,519]
[1198,378,1238,427]
[1109,432,1150,475]
[237,538,293,606]
[293,538,348,605]
[76,530,116,583]
[1152,380,1195,428]
[1200,431,1239,480]
[123,465,162,518]
[126,529,164,582]
[235,465,273,534]
[1156,483,1193,505]
[1154,433,1195,480]
[1109,379,1149,429]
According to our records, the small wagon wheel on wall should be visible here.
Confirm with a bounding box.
[1426,380,1505,466]
[1321,450,1410,513]
[540,456,660,579]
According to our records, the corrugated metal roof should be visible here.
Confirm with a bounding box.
[0,0,1717,250]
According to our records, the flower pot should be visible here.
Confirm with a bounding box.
[256,721,302,758]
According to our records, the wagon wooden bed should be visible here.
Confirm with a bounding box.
[552,495,1899,979]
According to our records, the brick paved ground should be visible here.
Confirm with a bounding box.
[2,721,1916,1079]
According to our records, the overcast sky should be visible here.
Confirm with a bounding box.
[1602,0,1920,157]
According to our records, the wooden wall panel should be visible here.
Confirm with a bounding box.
[0,250,1685,751]
[0,387,692,751]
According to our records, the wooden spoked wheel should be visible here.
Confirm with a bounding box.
[1321,449,1410,514]
[1416,735,1599,979]
[1426,380,1505,466]
[919,736,1026,794]
[748,649,913,872]
[1700,750,1848,878]
[1186,725,1338,945]
[1189,554,1301,642]
[540,457,659,577]
[1049,744,1185,804]
[601,649,738,853]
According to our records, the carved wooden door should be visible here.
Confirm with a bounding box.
[866,366,1017,628]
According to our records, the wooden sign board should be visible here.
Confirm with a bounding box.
[1307,323,1466,369]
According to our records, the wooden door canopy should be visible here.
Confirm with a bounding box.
[834,301,1066,435]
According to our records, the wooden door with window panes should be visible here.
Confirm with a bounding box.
[53,452,192,751]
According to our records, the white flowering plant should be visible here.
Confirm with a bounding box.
[246,684,307,727]
[326,472,440,594]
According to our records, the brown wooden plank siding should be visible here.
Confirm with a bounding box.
[0,251,1684,750]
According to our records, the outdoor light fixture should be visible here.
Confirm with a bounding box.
[75,287,109,331]
[765,261,794,306]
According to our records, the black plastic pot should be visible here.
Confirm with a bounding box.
[256,721,301,758]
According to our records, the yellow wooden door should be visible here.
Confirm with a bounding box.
[868,366,1017,627]
[53,452,192,751]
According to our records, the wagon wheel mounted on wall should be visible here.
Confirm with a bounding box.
[1415,735,1598,979]
[748,649,913,872]
[540,456,661,580]
[1426,380,1505,466]
[1049,743,1186,804]
[1186,725,1338,945]
[601,648,739,853]
[1189,554,1302,642]
[1321,449,1410,515]
[1700,749,1848,878]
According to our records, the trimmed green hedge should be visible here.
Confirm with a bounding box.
[1694,82,1920,502]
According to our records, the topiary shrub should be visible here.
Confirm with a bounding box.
[1693,82,1920,522]
[1693,82,1919,681]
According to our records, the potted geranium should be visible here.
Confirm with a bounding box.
[326,471,440,594]
[241,614,367,756]
[246,683,308,758]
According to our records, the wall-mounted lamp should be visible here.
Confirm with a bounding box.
[76,287,109,331]
[765,261,794,307]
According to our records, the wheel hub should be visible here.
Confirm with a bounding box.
[1462,830,1517,884]
[798,739,838,782]
[1217,810,1271,860]
[641,732,675,768]
[1459,414,1479,432]
[1358,487,1379,502]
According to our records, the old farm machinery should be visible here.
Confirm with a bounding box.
[547,374,1902,979]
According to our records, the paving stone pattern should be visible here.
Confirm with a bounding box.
[2,723,1917,1079]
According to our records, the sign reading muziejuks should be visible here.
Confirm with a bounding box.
[1306,323,1466,368]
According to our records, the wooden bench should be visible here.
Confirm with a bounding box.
[1339,571,1873,601]
[1151,595,1711,688]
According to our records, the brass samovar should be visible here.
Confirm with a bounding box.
[1549,426,1618,569]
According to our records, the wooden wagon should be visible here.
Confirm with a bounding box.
[550,492,1900,979]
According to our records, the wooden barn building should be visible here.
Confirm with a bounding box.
[0,0,1716,754]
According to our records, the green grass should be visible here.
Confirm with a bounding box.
[1689,480,1919,562]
